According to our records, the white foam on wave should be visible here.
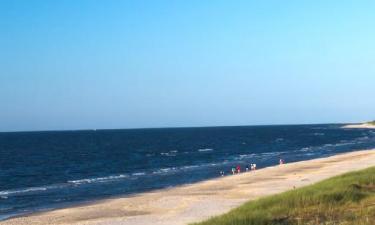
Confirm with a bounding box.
[152,162,224,175]
[152,167,177,174]
[300,147,311,152]
[131,172,146,176]
[68,174,129,185]
[0,161,226,198]
[3,173,139,196]
[261,152,284,157]
[305,135,373,154]
[233,151,286,161]
[160,150,178,156]
[238,154,248,159]
[358,136,369,140]
[0,186,54,197]
[181,165,199,170]
[304,153,316,156]
[198,148,213,152]
[335,142,355,147]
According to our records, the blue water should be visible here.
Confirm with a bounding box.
[1,124,375,220]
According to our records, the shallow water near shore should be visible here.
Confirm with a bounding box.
[1,124,375,220]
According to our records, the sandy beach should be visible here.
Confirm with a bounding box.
[2,149,375,225]
[342,123,375,129]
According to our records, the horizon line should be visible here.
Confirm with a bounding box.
[0,122,356,133]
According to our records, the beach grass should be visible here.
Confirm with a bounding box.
[192,167,375,225]
[367,121,375,125]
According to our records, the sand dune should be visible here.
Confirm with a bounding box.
[2,149,375,225]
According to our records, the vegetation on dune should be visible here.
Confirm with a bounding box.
[367,121,375,125]
[192,167,375,225]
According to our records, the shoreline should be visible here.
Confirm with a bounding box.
[2,149,375,225]
[342,123,375,129]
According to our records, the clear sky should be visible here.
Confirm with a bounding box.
[1,0,375,132]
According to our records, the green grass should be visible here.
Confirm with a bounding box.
[367,121,375,125]
[192,167,375,225]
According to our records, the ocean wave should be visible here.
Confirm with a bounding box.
[160,150,178,156]
[0,207,12,211]
[198,148,213,152]
[152,167,177,174]
[153,163,218,174]
[3,134,371,199]
[300,147,311,152]
[233,151,286,161]
[358,136,369,140]
[301,136,373,154]
[131,172,146,176]
[334,142,356,147]
[238,154,249,159]
[181,165,200,170]
[2,162,229,197]
[311,127,328,130]
[0,186,60,197]
[1,173,144,197]
[68,174,129,185]
[261,152,285,156]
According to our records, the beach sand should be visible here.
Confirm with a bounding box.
[2,149,375,225]
[342,123,375,129]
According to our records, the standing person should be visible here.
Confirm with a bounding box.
[236,165,241,173]
[279,158,284,165]
[231,167,236,175]
[253,164,257,170]
[220,171,225,176]
[246,165,249,172]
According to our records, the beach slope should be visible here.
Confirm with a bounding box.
[2,149,375,225]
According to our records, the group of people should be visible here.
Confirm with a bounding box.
[219,158,285,176]
[219,163,257,176]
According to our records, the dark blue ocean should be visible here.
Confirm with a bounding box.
[1,124,375,220]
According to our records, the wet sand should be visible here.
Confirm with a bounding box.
[2,149,375,225]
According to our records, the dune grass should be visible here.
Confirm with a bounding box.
[192,167,375,225]
[367,121,375,125]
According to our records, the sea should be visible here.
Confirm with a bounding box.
[1,124,375,220]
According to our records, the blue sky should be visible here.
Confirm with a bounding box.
[1,0,375,131]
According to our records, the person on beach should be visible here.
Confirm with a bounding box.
[231,167,236,175]
[246,165,249,172]
[236,165,241,173]
[220,171,225,176]
[279,158,284,165]
[253,164,257,170]
[250,164,254,171]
